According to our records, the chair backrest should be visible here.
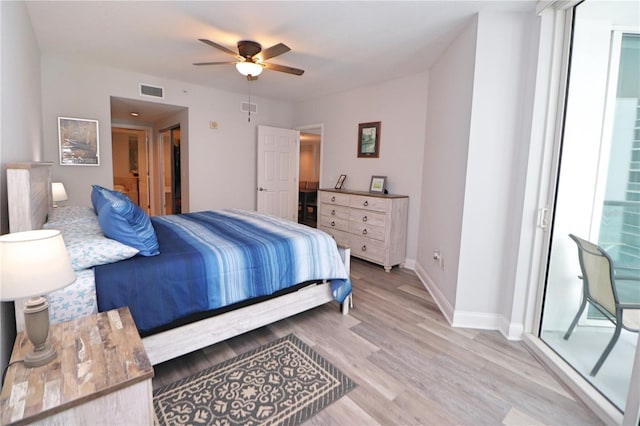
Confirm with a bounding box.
[299,181,307,189]
[307,181,319,190]
[569,234,619,317]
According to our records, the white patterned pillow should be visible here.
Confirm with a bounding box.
[50,218,139,270]
[47,269,98,324]
[45,206,96,227]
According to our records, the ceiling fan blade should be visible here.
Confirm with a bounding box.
[192,61,237,66]
[198,39,240,58]
[263,62,305,76]
[258,43,291,61]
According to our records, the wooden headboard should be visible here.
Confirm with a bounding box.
[6,162,53,332]
[6,162,53,233]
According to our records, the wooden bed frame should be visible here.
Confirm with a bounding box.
[7,162,351,365]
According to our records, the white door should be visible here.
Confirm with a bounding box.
[257,125,300,221]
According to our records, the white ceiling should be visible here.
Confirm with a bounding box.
[26,1,535,105]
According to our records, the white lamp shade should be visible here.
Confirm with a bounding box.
[52,182,68,202]
[236,61,263,77]
[0,229,76,300]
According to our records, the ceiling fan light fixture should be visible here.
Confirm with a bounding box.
[235,61,263,77]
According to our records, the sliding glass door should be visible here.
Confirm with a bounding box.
[539,1,639,414]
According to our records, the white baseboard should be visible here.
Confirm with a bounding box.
[414,262,454,324]
[414,261,523,341]
[401,257,416,270]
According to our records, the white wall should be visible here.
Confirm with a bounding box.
[40,55,294,211]
[415,17,478,319]
[415,11,539,336]
[0,0,43,376]
[293,72,429,264]
[455,11,538,332]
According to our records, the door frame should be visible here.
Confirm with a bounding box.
[520,4,640,424]
[110,125,154,214]
[296,123,324,187]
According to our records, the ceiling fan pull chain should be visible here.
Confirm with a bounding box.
[247,79,252,122]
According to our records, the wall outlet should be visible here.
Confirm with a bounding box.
[433,249,445,270]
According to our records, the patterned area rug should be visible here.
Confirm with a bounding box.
[153,334,356,426]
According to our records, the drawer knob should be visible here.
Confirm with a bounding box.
[331,221,335,227]
[362,229,368,235]
[331,209,336,215]
[361,245,367,252]
[363,200,369,206]
[362,216,368,222]
[331,196,336,202]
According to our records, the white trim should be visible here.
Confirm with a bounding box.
[414,262,454,325]
[401,257,416,270]
[526,7,574,338]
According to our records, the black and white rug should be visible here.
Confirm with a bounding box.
[153,334,356,426]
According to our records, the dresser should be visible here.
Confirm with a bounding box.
[318,189,408,271]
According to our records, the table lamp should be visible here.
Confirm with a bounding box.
[52,182,68,207]
[0,230,76,368]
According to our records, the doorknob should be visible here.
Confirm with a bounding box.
[258,187,267,191]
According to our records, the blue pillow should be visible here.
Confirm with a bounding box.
[91,185,130,213]
[91,185,159,256]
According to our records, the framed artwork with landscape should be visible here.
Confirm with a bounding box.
[357,121,381,158]
[58,117,100,166]
[369,175,386,193]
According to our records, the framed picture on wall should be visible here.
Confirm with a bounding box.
[58,117,100,166]
[335,174,347,189]
[369,175,386,193]
[357,121,381,158]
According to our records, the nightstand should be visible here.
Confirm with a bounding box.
[0,307,154,425]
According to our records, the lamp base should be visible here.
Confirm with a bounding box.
[23,296,57,368]
[24,344,57,368]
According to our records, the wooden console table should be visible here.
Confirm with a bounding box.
[0,307,154,425]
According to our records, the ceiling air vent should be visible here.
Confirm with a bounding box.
[241,101,257,114]
[139,84,164,99]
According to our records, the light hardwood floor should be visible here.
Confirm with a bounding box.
[153,258,603,425]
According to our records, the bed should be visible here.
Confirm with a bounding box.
[7,162,352,365]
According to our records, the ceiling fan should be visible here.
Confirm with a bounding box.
[193,39,305,80]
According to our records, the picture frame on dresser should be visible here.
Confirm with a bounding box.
[369,176,386,193]
[335,174,347,189]
[357,121,381,158]
[58,117,100,166]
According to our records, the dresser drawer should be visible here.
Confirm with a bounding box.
[349,209,386,227]
[349,195,389,212]
[349,221,385,242]
[349,235,386,263]
[321,203,349,220]
[319,215,349,232]
[320,226,350,247]
[319,191,350,206]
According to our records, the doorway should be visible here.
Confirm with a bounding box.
[297,125,322,227]
[110,96,188,216]
[111,127,150,214]
[161,126,181,215]
[539,1,639,414]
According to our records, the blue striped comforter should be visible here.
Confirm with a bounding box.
[94,209,351,333]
